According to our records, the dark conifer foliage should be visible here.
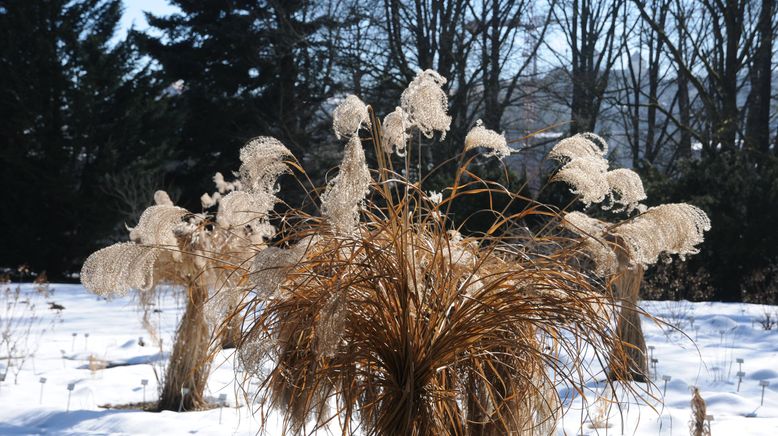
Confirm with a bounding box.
[133,0,339,209]
[0,0,175,279]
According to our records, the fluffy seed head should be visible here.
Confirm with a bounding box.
[332,95,371,139]
[216,191,275,229]
[401,69,452,140]
[320,135,372,234]
[81,242,160,296]
[464,119,511,159]
[612,203,711,267]
[549,133,608,161]
[200,192,221,209]
[239,137,293,195]
[605,169,647,213]
[154,190,173,206]
[214,172,240,194]
[564,204,711,274]
[382,106,409,156]
[128,205,188,260]
[552,156,610,205]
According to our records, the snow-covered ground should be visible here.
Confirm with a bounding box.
[1,283,777,435]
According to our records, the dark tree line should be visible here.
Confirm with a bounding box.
[1,0,777,301]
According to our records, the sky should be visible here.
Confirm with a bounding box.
[120,0,179,33]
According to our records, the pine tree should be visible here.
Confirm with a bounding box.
[0,0,176,278]
[134,0,338,209]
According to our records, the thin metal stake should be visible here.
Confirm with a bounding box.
[760,380,770,406]
[141,379,148,404]
[218,393,227,424]
[66,383,75,412]
[38,377,47,405]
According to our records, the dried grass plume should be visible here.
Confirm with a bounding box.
[332,94,371,139]
[464,119,511,159]
[320,135,372,234]
[401,69,452,139]
[382,106,409,156]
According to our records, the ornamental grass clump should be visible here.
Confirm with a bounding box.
[79,66,709,431]
[230,71,642,435]
[551,133,710,380]
[80,139,293,410]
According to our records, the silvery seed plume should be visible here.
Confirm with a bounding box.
[239,136,293,195]
[548,132,608,161]
[320,135,372,234]
[605,168,646,213]
[401,69,452,140]
[464,119,512,159]
[552,156,610,206]
[382,106,410,156]
[332,94,371,139]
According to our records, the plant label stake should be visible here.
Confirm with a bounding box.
[705,414,714,431]
[736,358,744,374]
[647,345,655,377]
[141,379,148,404]
[218,393,227,424]
[71,333,77,352]
[60,350,66,368]
[718,329,726,344]
[38,377,47,404]
[662,375,671,396]
[66,383,75,412]
[84,333,90,350]
[760,380,770,405]
[179,386,190,412]
[737,371,745,392]
[651,358,658,380]
[689,316,695,328]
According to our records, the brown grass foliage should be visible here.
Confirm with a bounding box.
[231,113,636,435]
[690,387,710,436]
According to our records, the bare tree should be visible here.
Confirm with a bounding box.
[634,0,765,152]
[384,0,478,148]
[472,0,555,131]
[613,0,692,170]
[553,0,626,134]
[744,0,776,153]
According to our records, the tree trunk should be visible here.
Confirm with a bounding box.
[608,265,648,382]
[744,0,775,152]
[158,280,212,411]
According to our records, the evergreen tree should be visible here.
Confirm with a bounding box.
[134,0,339,210]
[643,150,778,301]
[0,0,176,278]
